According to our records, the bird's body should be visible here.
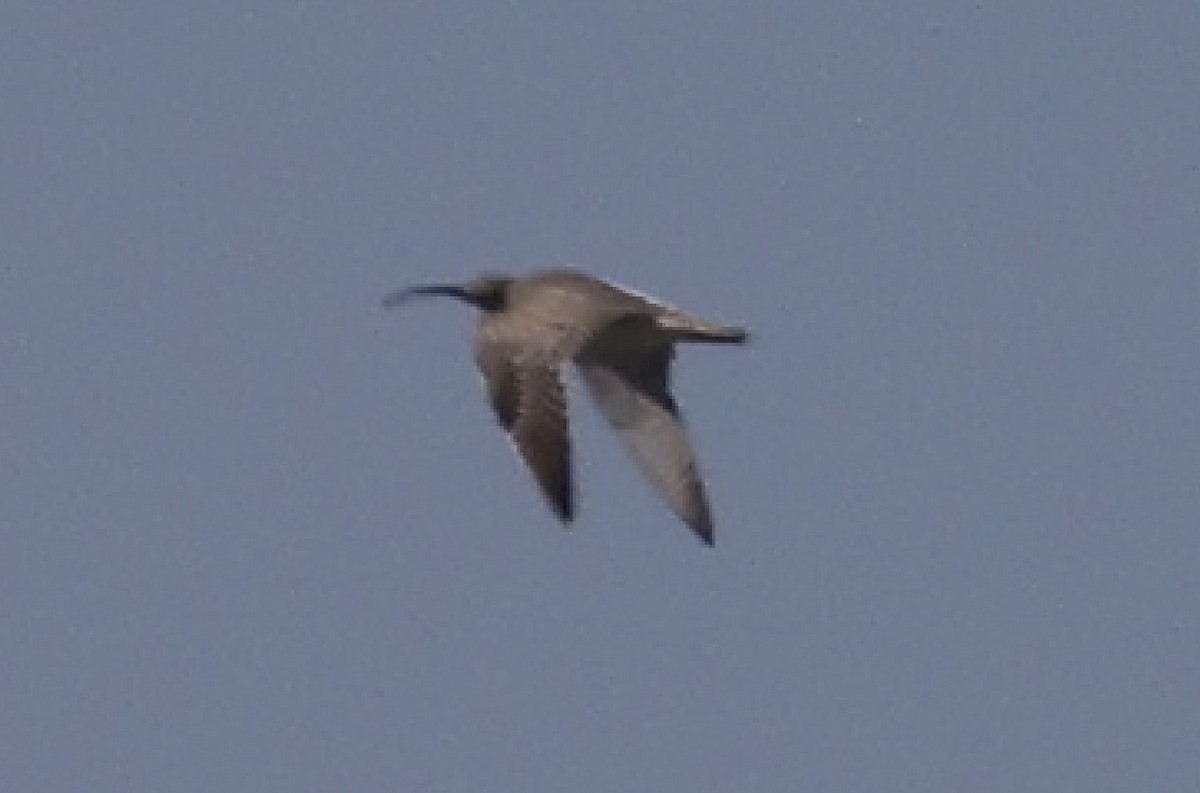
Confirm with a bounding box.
[384,268,746,545]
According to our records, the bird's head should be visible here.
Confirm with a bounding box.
[382,272,514,313]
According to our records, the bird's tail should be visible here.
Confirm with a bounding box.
[680,327,749,344]
[658,314,749,344]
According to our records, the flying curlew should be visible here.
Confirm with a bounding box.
[383,268,747,545]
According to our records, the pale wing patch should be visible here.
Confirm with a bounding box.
[579,347,714,544]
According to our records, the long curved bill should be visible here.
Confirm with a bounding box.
[381,284,464,309]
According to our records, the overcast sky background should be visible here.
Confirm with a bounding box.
[4,3,1199,791]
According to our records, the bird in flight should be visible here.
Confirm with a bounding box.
[383,268,747,545]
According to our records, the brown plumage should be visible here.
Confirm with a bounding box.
[383,268,747,545]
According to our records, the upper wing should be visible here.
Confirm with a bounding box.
[474,326,574,523]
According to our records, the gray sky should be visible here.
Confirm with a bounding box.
[4,2,1199,791]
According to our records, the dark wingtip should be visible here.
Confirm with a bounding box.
[542,467,575,526]
[543,473,574,524]
[689,511,715,546]
[553,484,575,525]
